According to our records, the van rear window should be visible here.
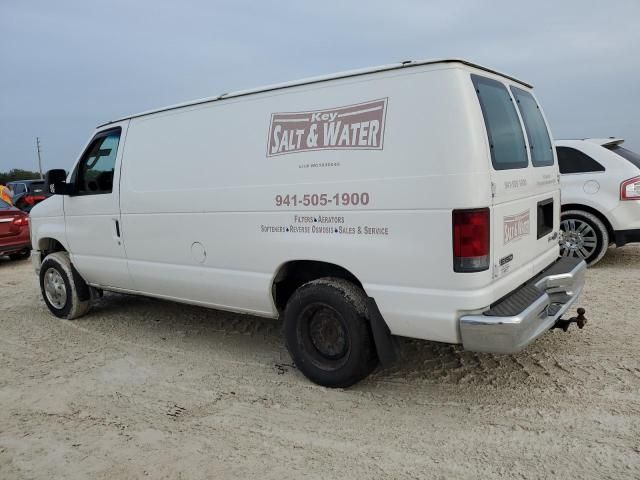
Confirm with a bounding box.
[510,87,554,167]
[472,75,528,170]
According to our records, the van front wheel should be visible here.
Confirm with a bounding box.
[39,252,91,319]
[283,278,378,388]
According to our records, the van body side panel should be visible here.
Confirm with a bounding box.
[115,64,561,344]
[118,66,494,342]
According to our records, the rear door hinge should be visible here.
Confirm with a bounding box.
[491,181,497,198]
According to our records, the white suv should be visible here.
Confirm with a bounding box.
[557,138,640,265]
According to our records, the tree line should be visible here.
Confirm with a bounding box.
[0,169,42,184]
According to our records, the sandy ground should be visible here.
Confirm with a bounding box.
[1,248,639,480]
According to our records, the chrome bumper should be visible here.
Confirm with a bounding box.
[31,249,42,275]
[459,257,587,354]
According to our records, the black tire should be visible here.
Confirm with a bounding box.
[39,252,91,319]
[283,277,378,388]
[560,210,609,266]
[9,251,29,261]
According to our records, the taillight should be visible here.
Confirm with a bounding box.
[13,215,29,227]
[453,208,490,272]
[23,195,45,205]
[620,176,640,201]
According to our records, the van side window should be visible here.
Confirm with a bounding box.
[510,87,554,167]
[472,75,528,170]
[75,129,121,195]
[556,147,605,174]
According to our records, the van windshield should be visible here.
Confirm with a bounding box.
[510,87,554,167]
[607,145,640,169]
[472,75,528,170]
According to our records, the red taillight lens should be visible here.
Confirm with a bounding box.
[453,208,490,272]
[620,176,640,201]
[13,215,29,227]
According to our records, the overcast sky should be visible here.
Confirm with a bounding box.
[1,0,638,172]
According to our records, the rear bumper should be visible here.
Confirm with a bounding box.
[459,257,586,354]
[614,229,640,247]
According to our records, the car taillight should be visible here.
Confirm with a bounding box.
[620,176,640,201]
[13,215,29,227]
[453,208,490,272]
[23,195,45,205]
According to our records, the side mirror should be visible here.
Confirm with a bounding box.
[45,169,73,195]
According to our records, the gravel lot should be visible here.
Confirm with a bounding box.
[1,247,639,479]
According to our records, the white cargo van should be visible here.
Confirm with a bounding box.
[31,59,587,387]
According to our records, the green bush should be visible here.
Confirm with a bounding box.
[0,169,42,184]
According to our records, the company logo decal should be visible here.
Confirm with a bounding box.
[499,253,514,266]
[267,98,388,157]
[503,210,530,244]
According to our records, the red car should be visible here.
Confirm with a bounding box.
[0,198,31,260]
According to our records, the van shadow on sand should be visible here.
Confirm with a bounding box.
[69,286,594,392]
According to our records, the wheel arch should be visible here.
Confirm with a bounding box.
[37,237,68,256]
[561,203,614,240]
[272,260,364,313]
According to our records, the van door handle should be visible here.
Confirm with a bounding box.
[112,218,122,245]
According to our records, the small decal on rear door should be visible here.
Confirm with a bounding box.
[266,98,388,157]
[503,210,530,244]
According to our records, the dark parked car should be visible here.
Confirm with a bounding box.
[7,179,50,212]
[0,198,31,260]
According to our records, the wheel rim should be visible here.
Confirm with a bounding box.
[308,306,348,359]
[560,218,598,259]
[43,267,67,309]
[298,302,350,369]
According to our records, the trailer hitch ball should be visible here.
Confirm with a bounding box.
[574,308,587,329]
[552,307,587,332]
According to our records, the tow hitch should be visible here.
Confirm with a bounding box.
[552,308,587,332]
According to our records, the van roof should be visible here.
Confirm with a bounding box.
[98,58,532,127]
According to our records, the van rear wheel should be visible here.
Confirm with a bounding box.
[39,252,91,319]
[283,278,378,388]
[560,210,609,266]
